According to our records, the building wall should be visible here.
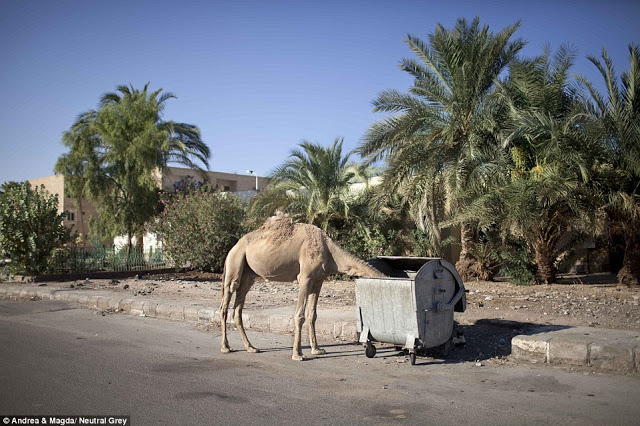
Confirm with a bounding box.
[27,168,270,248]
[113,232,160,252]
[162,166,269,192]
[28,175,65,215]
[28,175,98,246]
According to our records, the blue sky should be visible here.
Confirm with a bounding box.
[1,0,638,184]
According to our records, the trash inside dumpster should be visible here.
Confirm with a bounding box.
[355,256,466,365]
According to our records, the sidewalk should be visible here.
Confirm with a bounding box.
[512,326,640,373]
[1,283,638,374]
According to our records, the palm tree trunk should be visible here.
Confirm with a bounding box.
[458,223,476,259]
[431,225,442,256]
[534,238,556,284]
[455,223,477,280]
[426,198,442,255]
[126,231,133,271]
[618,233,640,286]
[135,229,144,250]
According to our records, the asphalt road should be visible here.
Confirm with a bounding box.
[1,299,639,425]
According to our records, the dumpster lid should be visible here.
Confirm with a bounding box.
[415,258,467,313]
[377,256,441,269]
[368,256,441,276]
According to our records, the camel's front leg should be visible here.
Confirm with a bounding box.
[220,282,234,354]
[234,273,259,353]
[307,280,326,356]
[292,277,312,361]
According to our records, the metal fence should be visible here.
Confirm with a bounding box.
[49,247,168,274]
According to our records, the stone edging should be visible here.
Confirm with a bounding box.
[512,327,640,374]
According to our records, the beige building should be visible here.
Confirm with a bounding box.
[29,167,269,247]
[28,174,96,244]
[160,166,269,195]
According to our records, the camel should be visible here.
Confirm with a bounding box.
[219,212,385,360]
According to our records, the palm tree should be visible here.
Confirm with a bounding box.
[249,138,365,233]
[579,45,640,285]
[497,168,591,283]
[358,17,525,278]
[55,83,210,248]
[369,137,450,256]
[480,45,601,284]
[93,83,210,173]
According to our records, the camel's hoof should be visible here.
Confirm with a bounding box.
[247,347,260,354]
[311,348,327,355]
[292,354,306,361]
[221,347,232,354]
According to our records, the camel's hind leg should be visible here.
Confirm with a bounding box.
[307,279,326,356]
[233,270,259,353]
[220,242,246,354]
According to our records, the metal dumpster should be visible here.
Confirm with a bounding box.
[355,256,466,365]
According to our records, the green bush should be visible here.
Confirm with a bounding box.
[469,241,502,281]
[151,189,246,272]
[335,225,391,260]
[500,240,537,286]
[0,182,73,275]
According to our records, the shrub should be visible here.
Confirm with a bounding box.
[151,189,246,272]
[0,182,73,275]
[468,241,502,281]
[499,240,537,286]
[336,225,392,260]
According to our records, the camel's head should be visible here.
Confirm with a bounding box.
[346,263,386,278]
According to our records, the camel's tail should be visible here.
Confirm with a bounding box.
[219,263,227,312]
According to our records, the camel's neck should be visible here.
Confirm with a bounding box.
[326,239,385,278]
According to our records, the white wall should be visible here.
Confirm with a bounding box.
[113,232,162,252]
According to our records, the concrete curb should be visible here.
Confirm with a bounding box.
[0,284,357,341]
[7,268,177,283]
[512,326,640,374]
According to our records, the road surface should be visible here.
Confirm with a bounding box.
[1,300,638,425]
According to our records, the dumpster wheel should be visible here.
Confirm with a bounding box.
[364,342,376,358]
[409,346,428,365]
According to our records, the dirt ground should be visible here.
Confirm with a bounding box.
[26,270,640,365]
